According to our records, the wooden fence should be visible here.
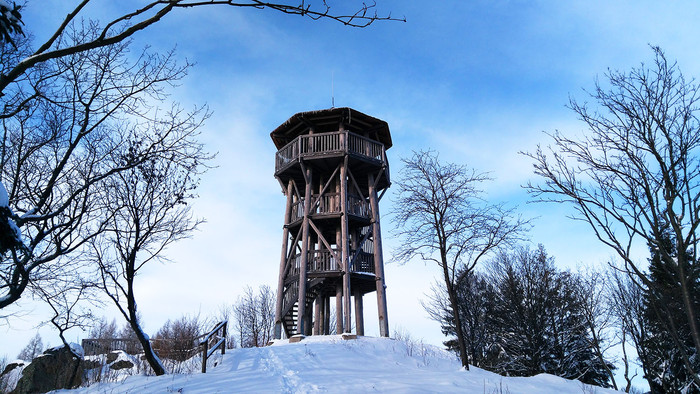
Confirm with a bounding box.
[81,320,229,374]
[197,320,227,373]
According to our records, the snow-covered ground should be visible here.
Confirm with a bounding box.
[57,335,619,393]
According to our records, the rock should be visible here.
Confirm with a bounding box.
[81,359,102,370]
[1,361,25,376]
[109,359,134,370]
[0,361,26,392]
[106,351,120,364]
[11,345,82,394]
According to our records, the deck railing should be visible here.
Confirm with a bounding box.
[352,251,375,274]
[290,193,371,222]
[275,131,386,173]
[287,249,375,276]
[347,194,371,217]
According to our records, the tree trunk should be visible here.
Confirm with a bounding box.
[130,318,165,375]
[442,262,469,369]
[127,269,165,375]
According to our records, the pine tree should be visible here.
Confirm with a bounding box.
[643,225,700,393]
[429,245,614,387]
[488,246,613,385]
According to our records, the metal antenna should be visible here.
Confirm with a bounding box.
[331,71,335,109]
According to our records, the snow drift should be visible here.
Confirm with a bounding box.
[55,335,619,393]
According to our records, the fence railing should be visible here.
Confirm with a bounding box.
[81,321,229,374]
[275,131,386,173]
[82,338,142,356]
[197,320,227,373]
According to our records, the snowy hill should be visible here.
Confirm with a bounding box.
[60,336,618,393]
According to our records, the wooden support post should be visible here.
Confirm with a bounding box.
[222,322,227,355]
[297,166,313,335]
[304,306,313,336]
[340,157,352,333]
[354,289,364,336]
[313,295,321,335]
[369,173,389,337]
[324,296,331,335]
[335,282,343,334]
[274,181,294,339]
[319,295,326,335]
[201,339,209,373]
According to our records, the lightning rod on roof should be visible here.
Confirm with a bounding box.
[331,71,335,109]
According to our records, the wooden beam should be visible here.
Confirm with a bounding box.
[335,283,343,334]
[313,295,321,335]
[377,187,387,203]
[283,228,303,278]
[291,179,301,201]
[371,167,384,190]
[274,180,294,339]
[297,166,313,335]
[324,296,331,335]
[311,164,340,210]
[354,289,364,336]
[340,156,352,333]
[308,220,339,262]
[347,167,365,200]
[369,173,389,337]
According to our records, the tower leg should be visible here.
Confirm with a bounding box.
[354,289,364,336]
[313,295,321,335]
[274,181,294,339]
[324,296,331,335]
[340,159,352,333]
[304,307,313,336]
[335,283,343,334]
[369,173,389,337]
[297,166,313,335]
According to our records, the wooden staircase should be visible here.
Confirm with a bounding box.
[281,278,324,337]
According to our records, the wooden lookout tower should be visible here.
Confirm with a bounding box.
[272,107,391,339]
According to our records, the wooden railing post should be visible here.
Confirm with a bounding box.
[222,323,227,355]
[200,320,228,374]
[201,339,209,373]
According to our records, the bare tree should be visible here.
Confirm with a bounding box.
[90,104,210,375]
[233,285,275,348]
[608,266,649,392]
[392,150,530,369]
[524,47,700,388]
[89,317,119,340]
[16,332,43,361]
[0,1,403,95]
[573,269,619,390]
[0,0,402,312]
[152,314,205,362]
[0,25,200,311]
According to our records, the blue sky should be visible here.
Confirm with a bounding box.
[2,1,699,388]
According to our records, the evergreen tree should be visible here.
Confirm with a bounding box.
[431,245,614,387]
[643,225,700,393]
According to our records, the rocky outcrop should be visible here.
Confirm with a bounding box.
[11,345,82,394]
